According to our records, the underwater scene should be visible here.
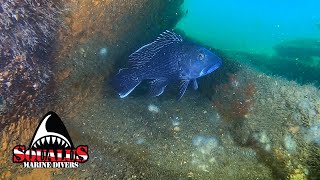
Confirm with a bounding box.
[0,0,320,179]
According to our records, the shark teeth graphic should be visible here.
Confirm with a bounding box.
[29,111,74,150]
[33,136,71,149]
[52,136,56,143]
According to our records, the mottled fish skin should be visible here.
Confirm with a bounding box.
[112,30,222,99]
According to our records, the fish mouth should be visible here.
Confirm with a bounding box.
[199,61,222,77]
[205,63,221,74]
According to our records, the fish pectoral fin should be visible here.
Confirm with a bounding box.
[177,80,190,100]
[193,79,198,90]
[149,79,168,97]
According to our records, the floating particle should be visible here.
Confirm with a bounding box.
[148,104,160,113]
[284,134,297,153]
[171,116,180,126]
[98,47,108,59]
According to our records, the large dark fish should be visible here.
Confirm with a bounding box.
[112,30,222,99]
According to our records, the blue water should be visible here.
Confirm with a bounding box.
[176,0,320,55]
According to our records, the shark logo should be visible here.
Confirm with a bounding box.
[29,111,74,150]
[13,111,89,168]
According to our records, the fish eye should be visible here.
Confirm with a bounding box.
[198,53,205,60]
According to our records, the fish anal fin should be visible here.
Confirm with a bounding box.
[150,79,168,97]
[112,68,141,98]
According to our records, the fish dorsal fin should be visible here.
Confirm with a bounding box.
[129,30,183,68]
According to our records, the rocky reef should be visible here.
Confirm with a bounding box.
[207,53,320,179]
[0,0,62,56]
[222,49,320,87]
[273,38,320,59]
[0,0,64,177]
[0,0,63,126]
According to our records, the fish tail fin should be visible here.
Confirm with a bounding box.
[111,68,141,98]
